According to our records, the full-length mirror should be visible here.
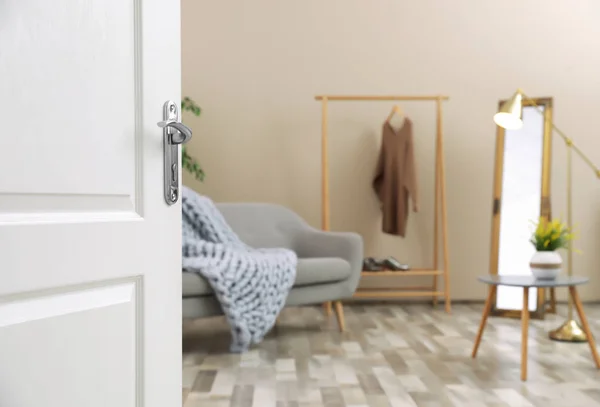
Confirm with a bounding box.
[490,97,553,319]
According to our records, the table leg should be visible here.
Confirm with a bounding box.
[472,285,495,358]
[569,286,600,369]
[548,287,557,314]
[521,287,529,381]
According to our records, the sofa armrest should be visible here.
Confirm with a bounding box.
[216,202,363,296]
[294,228,363,294]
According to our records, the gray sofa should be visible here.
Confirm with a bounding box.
[182,202,363,331]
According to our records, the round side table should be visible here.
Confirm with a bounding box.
[471,275,600,381]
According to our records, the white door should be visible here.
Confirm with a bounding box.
[0,1,182,406]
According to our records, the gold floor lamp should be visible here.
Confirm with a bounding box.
[494,89,600,342]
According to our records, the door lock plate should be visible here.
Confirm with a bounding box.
[160,100,192,205]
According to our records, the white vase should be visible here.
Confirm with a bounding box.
[530,251,562,280]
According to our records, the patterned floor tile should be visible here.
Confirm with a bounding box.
[183,303,600,407]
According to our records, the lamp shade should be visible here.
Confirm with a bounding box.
[494,90,523,130]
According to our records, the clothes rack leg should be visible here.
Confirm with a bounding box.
[320,98,333,314]
[437,98,452,314]
[432,99,441,307]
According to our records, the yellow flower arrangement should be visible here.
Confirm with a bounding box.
[530,217,577,252]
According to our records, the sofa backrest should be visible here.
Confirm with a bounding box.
[216,203,305,250]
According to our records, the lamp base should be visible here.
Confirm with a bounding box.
[548,319,588,342]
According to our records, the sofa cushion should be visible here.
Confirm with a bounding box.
[182,271,213,297]
[182,257,352,297]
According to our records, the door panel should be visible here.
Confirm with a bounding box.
[0,280,138,406]
[0,0,181,405]
[0,0,137,197]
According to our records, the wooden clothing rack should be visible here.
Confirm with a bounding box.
[315,94,452,314]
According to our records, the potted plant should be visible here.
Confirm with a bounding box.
[181,97,204,182]
[529,217,576,280]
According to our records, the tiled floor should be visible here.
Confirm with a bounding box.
[183,303,600,407]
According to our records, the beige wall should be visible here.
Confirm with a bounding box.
[182,0,600,301]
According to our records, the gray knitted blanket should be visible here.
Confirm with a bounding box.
[181,187,297,352]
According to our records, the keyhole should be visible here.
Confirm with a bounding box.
[171,163,178,182]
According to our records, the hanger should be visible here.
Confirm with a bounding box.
[386,105,404,122]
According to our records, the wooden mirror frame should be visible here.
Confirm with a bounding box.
[489,97,554,320]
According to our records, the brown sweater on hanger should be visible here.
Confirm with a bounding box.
[372,118,419,237]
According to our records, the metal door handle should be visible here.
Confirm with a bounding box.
[158,101,193,205]
[157,120,193,145]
